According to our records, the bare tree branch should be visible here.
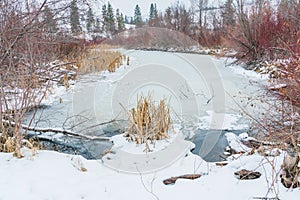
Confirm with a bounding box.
[2,119,110,141]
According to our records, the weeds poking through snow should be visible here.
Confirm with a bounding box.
[125,95,172,152]
[0,136,16,153]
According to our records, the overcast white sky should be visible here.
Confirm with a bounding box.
[106,0,192,17]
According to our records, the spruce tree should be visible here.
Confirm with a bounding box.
[95,18,101,32]
[134,4,143,27]
[86,7,95,32]
[124,15,129,24]
[149,3,155,20]
[43,5,57,33]
[149,3,159,26]
[116,9,125,32]
[130,17,134,24]
[102,4,107,31]
[70,0,81,33]
[107,2,115,33]
[101,2,116,34]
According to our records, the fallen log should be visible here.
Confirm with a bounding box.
[163,174,201,185]
[2,119,111,141]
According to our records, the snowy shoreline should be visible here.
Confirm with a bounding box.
[1,133,299,200]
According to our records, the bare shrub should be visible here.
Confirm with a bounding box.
[104,27,200,51]
[263,60,300,145]
[229,0,300,64]
[193,28,224,48]
[57,36,87,61]
[0,0,78,156]
[253,59,300,188]
[271,59,300,107]
[125,95,172,152]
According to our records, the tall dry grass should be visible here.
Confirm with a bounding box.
[125,95,172,152]
[76,45,127,74]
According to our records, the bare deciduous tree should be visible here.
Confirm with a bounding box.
[190,0,208,31]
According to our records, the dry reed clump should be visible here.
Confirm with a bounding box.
[0,136,16,153]
[76,45,128,74]
[0,137,42,157]
[23,138,43,155]
[0,135,23,158]
[0,123,42,157]
[0,123,16,153]
[125,95,172,151]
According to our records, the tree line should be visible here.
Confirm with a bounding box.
[7,0,300,64]
[44,0,145,35]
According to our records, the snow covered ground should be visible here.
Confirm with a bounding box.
[1,134,299,200]
[2,51,299,199]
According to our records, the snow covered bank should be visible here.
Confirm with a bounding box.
[1,131,300,200]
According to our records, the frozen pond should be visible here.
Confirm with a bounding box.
[25,51,268,161]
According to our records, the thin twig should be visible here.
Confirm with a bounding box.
[226,90,269,132]
[136,165,160,200]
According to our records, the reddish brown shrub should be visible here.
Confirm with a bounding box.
[230,1,300,63]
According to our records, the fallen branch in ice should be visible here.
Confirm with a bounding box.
[2,119,111,141]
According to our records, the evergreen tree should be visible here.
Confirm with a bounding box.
[101,4,107,30]
[130,17,134,24]
[149,3,159,26]
[43,5,57,33]
[70,0,81,33]
[102,2,116,34]
[120,13,125,28]
[106,2,115,33]
[221,0,235,27]
[124,15,129,24]
[149,3,155,20]
[116,9,125,32]
[134,4,143,27]
[95,18,101,32]
[86,7,95,32]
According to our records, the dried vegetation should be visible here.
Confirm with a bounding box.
[76,45,127,73]
[125,95,172,152]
